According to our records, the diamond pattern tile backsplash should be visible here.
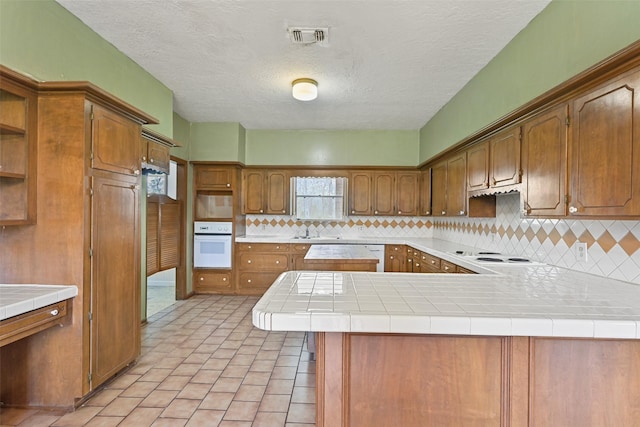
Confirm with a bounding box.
[246,192,640,285]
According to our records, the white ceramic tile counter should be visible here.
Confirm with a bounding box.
[304,244,379,261]
[252,267,640,339]
[0,284,78,320]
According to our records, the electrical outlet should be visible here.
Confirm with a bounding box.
[575,242,588,262]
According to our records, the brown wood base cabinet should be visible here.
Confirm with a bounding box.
[316,332,640,427]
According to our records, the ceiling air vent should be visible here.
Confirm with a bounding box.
[288,27,329,46]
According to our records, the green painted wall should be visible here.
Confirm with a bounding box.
[172,112,191,160]
[419,0,640,163]
[0,0,174,136]
[245,130,419,166]
[190,122,246,162]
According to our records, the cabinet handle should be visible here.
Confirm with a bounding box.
[282,210,286,213]
[374,210,379,215]
[415,263,420,267]
[390,256,394,260]
[492,178,497,186]
[459,210,465,215]
[398,210,402,214]
[351,210,355,214]
[441,211,446,215]
[150,158,155,163]
[50,309,59,316]
[247,260,252,264]
[247,279,252,283]
[431,260,436,264]
[444,266,450,271]
[259,209,264,213]
[134,169,140,176]
[276,260,280,264]
[227,183,231,187]
[200,277,204,281]
[142,156,146,161]
[425,210,430,215]
[248,245,252,249]
[422,256,426,260]
[222,277,227,281]
[569,206,578,214]
[276,246,280,249]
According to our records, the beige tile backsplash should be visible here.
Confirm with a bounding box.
[246,193,640,285]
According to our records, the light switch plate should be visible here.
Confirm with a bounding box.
[575,242,588,262]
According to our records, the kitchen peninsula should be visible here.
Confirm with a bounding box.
[252,240,640,427]
[303,244,379,272]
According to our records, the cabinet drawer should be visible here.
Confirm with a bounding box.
[291,243,311,253]
[0,300,68,347]
[237,243,290,253]
[456,266,476,274]
[422,253,441,270]
[238,271,282,294]
[193,271,232,293]
[440,260,457,273]
[238,253,289,270]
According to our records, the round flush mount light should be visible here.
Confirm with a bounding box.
[292,78,318,101]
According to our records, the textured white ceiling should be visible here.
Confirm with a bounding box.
[55,0,550,130]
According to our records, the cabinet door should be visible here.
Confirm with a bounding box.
[373,172,395,216]
[419,169,432,216]
[570,69,640,216]
[349,171,373,215]
[489,126,521,187]
[466,141,489,191]
[146,201,159,276]
[146,140,170,174]
[159,201,181,270]
[90,174,140,389]
[396,172,419,216]
[265,170,289,214]
[447,153,467,216]
[195,166,234,190]
[91,104,140,176]
[522,105,568,217]
[384,245,405,272]
[243,170,264,214]
[431,162,447,216]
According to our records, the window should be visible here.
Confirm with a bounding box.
[291,176,347,221]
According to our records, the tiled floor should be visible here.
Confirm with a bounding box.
[0,295,316,427]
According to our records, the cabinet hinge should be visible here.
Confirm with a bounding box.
[89,188,94,196]
[565,115,570,126]
[88,311,93,321]
[89,248,93,257]
[90,105,94,121]
[88,372,92,383]
[565,195,570,205]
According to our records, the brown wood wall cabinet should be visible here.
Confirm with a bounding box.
[195,164,236,190]
[242,169,289,214]
[0,66,157,409]
[140,128,177,174]
[431,153,467,217]
[316,333,640,427]
[419,168,431,216]
[0,69,38,225]
[348,170,420,216]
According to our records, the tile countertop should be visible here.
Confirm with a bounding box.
[251,238,640,339]
[0,285,78,321]
[304,244,379,262]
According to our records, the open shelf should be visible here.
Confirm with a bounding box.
[0,123,26,135]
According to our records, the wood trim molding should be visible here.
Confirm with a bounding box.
[420,39,640,168]
[142,127,181,147]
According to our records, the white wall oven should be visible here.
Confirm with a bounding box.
[193,221,233,268]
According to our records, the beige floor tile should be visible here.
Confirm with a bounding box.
[210,377,243,393]
[234,385,266,402]
[190,369,222,384]
[176,383,212,400]
[242,372,271,386]
[159,398,199,419]
[296,362,315,374]
[185,409,225,427]
[106,374,141,390]
[52,405,102,426]
[193,343,220,353]
[255,350,280,360]
[291,387,315,404]
[83,415,125,426]
[252,411,287,427]
[269,367,297,380]
[139,390,179,408]
[98,397,143,417]
[223,401,259,421]
[84,388,122,407]
[218,421,252,427]
[278,346,302,356]
[182,353,211,364]
[139,368,174,383]
[213,348,238,359]
[151,417,187,426]
[157,375,192,391]
[229,354,257,366]
[155,357,187,369]
[13,413,61,427]
[294,373,315,387]
[258,395,291,413]
[118,407,163,427]
[221,365,251,378]
[265,379,295,395]
[285,403,315,424]
[275,356,300,367]
[219,340,244,350]
[242,338,266,346]
[250,360,277,372]
[199,391,235,411]
[119,381,159,398]
[172,364,203,376]
[202,358,230,371]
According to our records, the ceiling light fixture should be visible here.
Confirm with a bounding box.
[292,78,318,101]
